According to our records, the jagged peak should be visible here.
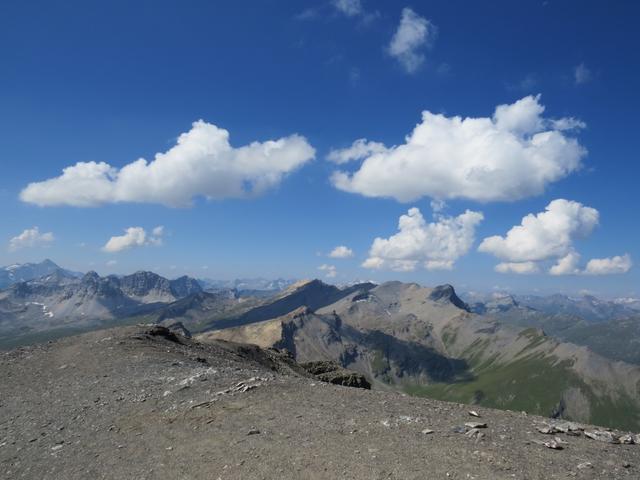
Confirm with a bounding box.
[82,271,100,282]
[125,270,164,279]
[428,284,470,312]
[286,278,334,293]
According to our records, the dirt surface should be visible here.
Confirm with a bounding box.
[1,325,639,479]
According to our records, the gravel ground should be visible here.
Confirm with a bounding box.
[1,325,639,480]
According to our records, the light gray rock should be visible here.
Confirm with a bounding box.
[584,430,620,444]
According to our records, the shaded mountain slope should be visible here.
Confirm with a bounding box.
[200,281,640,431]
[198,279,375,331]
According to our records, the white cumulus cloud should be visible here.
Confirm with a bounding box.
[480,199,630,275]
[479,199,599,263]
[20,120,315,207]
[330,95,586,203]
[495,262,539,275]
[584,254,632,275]
[8,227,54,251]
[362,207,483,272]
[329,245,354,258]
[387,8,435,73]
[103,226,164,253]
[549,252,582,276]
[327,139,387,164]
[318,264,337,278]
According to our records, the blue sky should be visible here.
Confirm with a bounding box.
[1,0,638,296]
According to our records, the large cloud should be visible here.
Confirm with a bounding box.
[479,199,631,275]
[8,227,54,251]
[362,207,483,272]
[330,95,586,202]
[20,121,315,207]
[387,8,435,73]
[103,226,163,253]
[478,199,599,263]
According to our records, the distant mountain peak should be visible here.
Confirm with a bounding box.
[82,271,100,282]
[428,284,470,311]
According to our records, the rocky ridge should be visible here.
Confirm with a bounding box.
[2,324,640,479]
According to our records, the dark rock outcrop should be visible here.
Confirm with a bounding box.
[428,284,470,312]
[301,360,371,389]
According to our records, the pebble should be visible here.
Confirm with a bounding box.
[465,422,487,429]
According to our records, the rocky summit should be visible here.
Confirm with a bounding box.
[2,324,640,480]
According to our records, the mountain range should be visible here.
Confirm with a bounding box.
[0,259,81,289]
[196,280,640,430]
[0,263,202,345]
[3,260,640,431]
[464,291,640,321]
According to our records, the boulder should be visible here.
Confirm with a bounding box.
[301,361,371,389]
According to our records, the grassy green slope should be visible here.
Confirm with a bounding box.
[398,328,640,431]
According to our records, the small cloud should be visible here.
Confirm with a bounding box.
[349,67,361,86]
[106,260,117,267]
[8,227,54,251]
[363,207,483,272]
[574,63,591,85]
[508,73,537,92]
[549,252,581,276]
[387,8,436,74]
[102,226,164,253]
[430,199,446,213]
[584,254,632,275]
[494,262,540,274]
[327,138,387,164]
[318,264,337,278]
[329,245,354,258]
[295,7,320,21]
[436,63,451,76]
[332,0,362,17]
[551,117,586,131]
